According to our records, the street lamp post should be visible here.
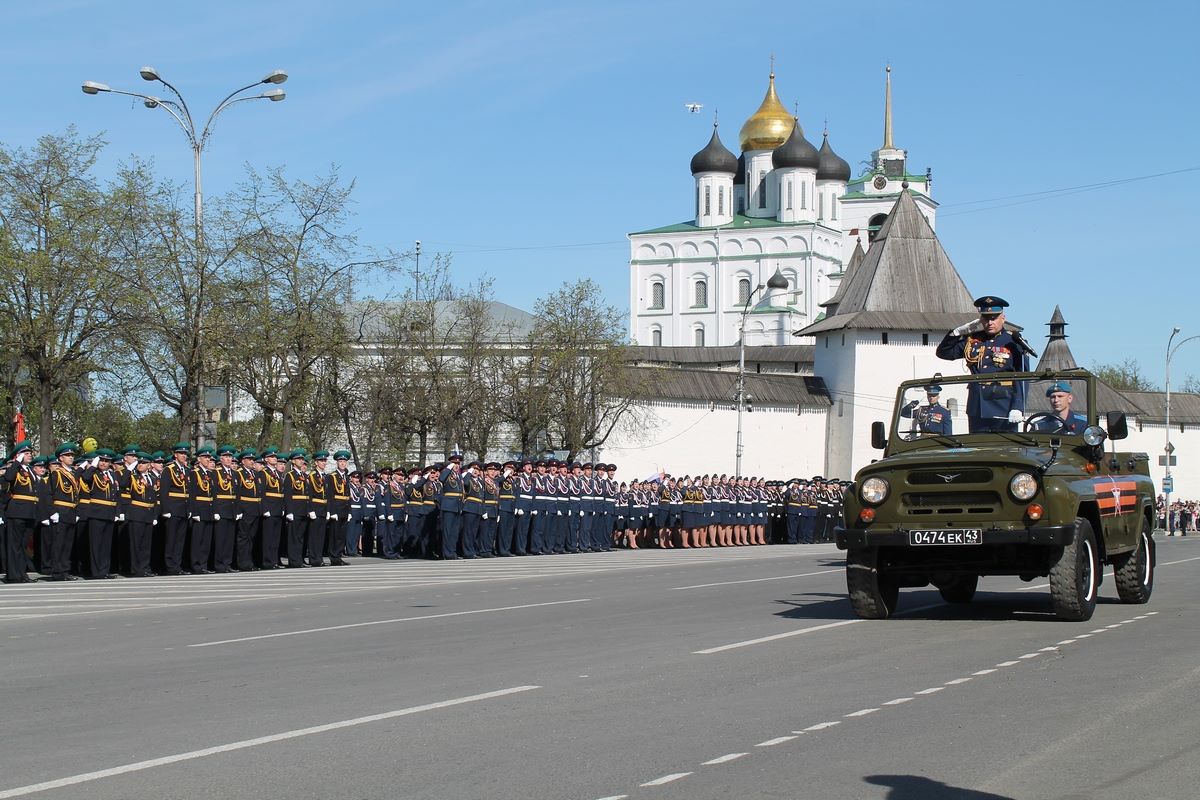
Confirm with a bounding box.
[735,283,764,477]
[83,67,287,447]
[1165,328,1200,534]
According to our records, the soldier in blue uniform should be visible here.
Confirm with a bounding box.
[1032,382,1089,434]
[900,384,953,436]
[439,455,464,560]
[936,296,1036,432]
[497,462,517,557]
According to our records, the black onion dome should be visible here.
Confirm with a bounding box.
[816,131,851,181]
[734,153,746,185]
[690,125,738,175]
[772,120,819,170]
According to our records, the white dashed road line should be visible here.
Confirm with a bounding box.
[639,773,691,787]
[702,753,747,765]
[755,736,797,747]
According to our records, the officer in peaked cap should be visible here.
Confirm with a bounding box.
[937,295,1037,433]
[901,383,953,436]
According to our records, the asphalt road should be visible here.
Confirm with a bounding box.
[1,538,1197,800]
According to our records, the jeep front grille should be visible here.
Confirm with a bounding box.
[907,469,994,486]
[900,491,1002,515]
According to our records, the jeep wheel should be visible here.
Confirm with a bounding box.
[938,574,979,604]
[1049,517,1099,621]
[1113,518,1155,604]
[846,547,899,619]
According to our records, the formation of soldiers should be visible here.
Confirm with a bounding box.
[1,438,848,584]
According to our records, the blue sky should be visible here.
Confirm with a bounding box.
[3,0,1198,385]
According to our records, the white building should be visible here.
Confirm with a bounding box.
[628,67,936,349]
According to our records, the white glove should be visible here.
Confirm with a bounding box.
[387,514,394,522]
[531,509,538,516]
[308,511,317,520]
[286,513,294,521]
[91,456,100,468]
[263,511,270,517]
[235,513,243,521]
[162,512,171,519]
[579,510,585,517]
[213,513,220,521]
[482,512,489,520]
[192,514,201,522]
[327,511,333,520]
[516,509,524,516]
[1008,409,1024,424]
[117,513,125,522]
[152,519,158,526]
[556,509,563,516]
[377,514,385,520]
[41,518,50,526]
[951,319,983,337]
[50,512,60,524]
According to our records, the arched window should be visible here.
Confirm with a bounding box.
[650,281,665,309]
[801,181,807,209]
[868,213,888,243]
[694,326,705,347]
[818,192,824,219]
[786,180,793,210]
[737,277,751,306]
[704,186,711,215]
[758,171,767,209]
[694,279,708,308]
[718,186,725,215]
[830,193,838,220]
[651,327,662,347]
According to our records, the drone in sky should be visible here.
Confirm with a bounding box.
[684,102,703,113]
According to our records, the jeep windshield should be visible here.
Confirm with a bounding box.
[891,370,1096,447]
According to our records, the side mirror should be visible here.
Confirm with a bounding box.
[871,421,888,450]
[1106,411,1129,441]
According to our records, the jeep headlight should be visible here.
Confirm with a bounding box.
[860,476,889,505]
[1009,472,1038,501]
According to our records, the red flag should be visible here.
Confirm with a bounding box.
[13,408,25,442]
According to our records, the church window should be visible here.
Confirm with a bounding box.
[801,181,807,209]
[868,213,888,243]
[694,326,705,347]
[651,327,662,347]
[818,192,824,219]
[786,180,793,210]
[718,186,725,215]
[922,333,929,346]
[650,281,665,309]
[694,279,708,308]
[758,171,767,209]
[737,278,751,306]
[704,186,711,216]
[882,332,889,345]
[831,195,838,220]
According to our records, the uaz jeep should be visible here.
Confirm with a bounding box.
[837,369,1155,621]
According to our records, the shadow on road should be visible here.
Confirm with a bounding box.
[773,588,1096,622]
[864,774,1015,799]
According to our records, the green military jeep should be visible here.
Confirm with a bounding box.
[837,369,1155,622]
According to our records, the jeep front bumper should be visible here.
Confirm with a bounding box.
[835,524,1075,549]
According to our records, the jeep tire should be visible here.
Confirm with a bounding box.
[938,574,979,604]
[1049,517,1099,621]
[847,547,899,619]
[1113,517,1155,604]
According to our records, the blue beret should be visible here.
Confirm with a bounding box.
[1045,381,1073,397]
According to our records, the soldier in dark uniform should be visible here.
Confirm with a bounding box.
[328,451,353,561]
[531,460,552,555]
[461,461,484,558]
[901,384,953,436]
[45,442,82,581]
[383,466,406,560]
[234,449,262,571]
[480,462,501,557]
[283,450,310,568]
[513,460,533,556]
[124,452,158,577]
[83,449,122,579]
[420,465,441,557]
[784,479,803,544]
[1033,382,1090,434]
[209,445,238,573]
[400,467,421,556]
[497,461,517,557]
[439,455,464,560]
[160,443,191,575]
[358,471,377,557]
[188,445,218,573]
[307,451,330,566]
[259,448,285,568]
[347,470,363,556]
[937,296,1036,432]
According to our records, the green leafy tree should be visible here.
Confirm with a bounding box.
[1091,358,1157,391]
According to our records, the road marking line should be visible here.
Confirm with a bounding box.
[1104,624,1122,629]
[1039,646,1060,652]
[1090,629,1108,634]
[1161,556,1200,566]
[693,619,861,654]
[915,687,944,695]
[1147,611,1160,615]
[944,677,973,685]
[188,599,592,647]
[882,697,913,706]
[0,686,539,799]
[797,721,841,732]
[996,660,1021,667]
[756,736,797,746]
[844,708,879,717]
[640,773,692,787]
[1019,653,1041,659]
[594,796,629,800]
[973,669,997,676]
[702,753,747,765]
[670,569,840,590]
[1076,634,1092,638]
[1057,639,1077,645]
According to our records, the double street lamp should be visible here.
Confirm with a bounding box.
[1165,327,1200,533]
[82,67,288,446]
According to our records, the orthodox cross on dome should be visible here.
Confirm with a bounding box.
[883,64,894,150]
[769,52,775,77]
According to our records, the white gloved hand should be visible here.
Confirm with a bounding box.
[951,319,983,337]
[482,512,489,520]
[579,510,585,517]
[213,513,220,521]
[263,511,270,517]
[50,512,60,524]
[286,513,294,521]
[192,514,201,522]
[377,514,385,520]
[556,509,563,516]
[516,509,524,516]
[162,512,171,519]
[531,509,538,516]
[117,513,126,522]
[387,514,394,522]
[41,518,50,526]
[1007,409,1024,424]
[308,511,317,520]
[235,513,243,521]
[152,519,158,526]
[327,511,333,520]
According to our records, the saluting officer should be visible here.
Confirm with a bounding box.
[2,441,37,583]
[901,384,953,436]
[188,445,218,574]
[84,449,122,579]
[46,442,82,581]
[124,452,158,577]
[937,296,1036,432]
[439,455,464,560]
[513,460,533,556]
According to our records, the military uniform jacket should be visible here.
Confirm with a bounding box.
[462,473,484,515]
[212,466,236,517]
[902,401,953,435]
[81,465,121,521]
[2,461,41,521]
[498,475,515,512]
[404,481,425,517]
[283,468,310,518]
[161,460,191,516]
[439,468,464,512]
[261,468,286,516]
[937,329,1029,420]
[235,467,263,517]
[328,470,352,518]
[49,464,82,524]
[515,473,533,513]
[308,471,328,513]
[386,479,406,518]
[124,470,158,524]
[482,476,499,513]
[189,466,217,519]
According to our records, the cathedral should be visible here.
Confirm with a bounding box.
[628,67,937,348]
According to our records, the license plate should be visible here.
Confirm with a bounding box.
[908,529,983,546]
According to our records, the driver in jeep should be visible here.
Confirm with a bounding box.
[1030,381,1089,434]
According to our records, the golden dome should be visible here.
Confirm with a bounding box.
[739,73,794,152]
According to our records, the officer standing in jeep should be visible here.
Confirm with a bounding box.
[900,383,952,435]
[936,296,1036,432]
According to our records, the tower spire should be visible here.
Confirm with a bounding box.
[882,64,894,150]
